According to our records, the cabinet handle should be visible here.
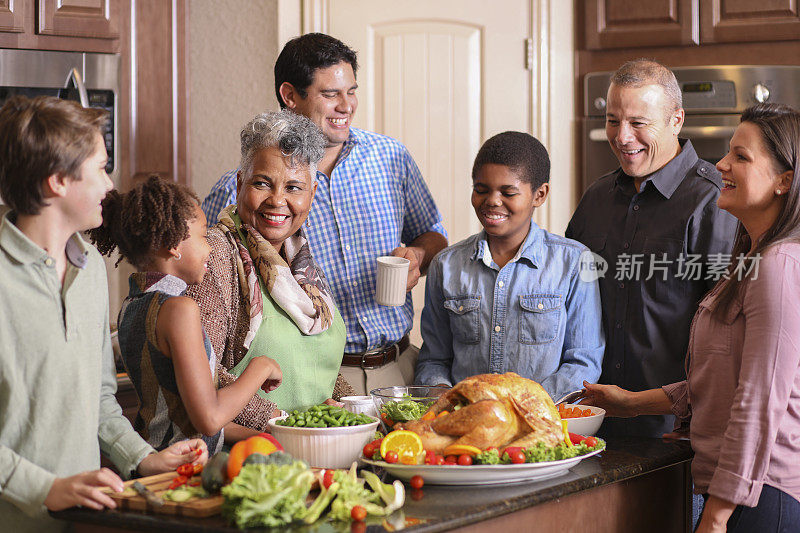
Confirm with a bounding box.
[589,126,736,142]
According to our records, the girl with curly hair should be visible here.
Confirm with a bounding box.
[90,175,282,452]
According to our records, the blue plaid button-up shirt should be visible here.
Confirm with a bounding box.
[201,127,446,353]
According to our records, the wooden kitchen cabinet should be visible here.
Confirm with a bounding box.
[37,0,120,40]
[583,0,699,50]
[700,0,800,44]
[583,0,800,50]
[0,0,120,52]
[0,0,24,33]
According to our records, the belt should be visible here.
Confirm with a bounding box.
[342,335,410,369]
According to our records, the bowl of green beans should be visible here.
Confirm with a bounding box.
[268,404,380,469]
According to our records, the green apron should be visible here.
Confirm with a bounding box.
[228,227,345,411]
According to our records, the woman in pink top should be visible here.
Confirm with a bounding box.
[583,103,800,533]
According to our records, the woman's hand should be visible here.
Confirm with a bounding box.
[44,468,123,511]
[581,381,674,418]
[137,439,208,476]
[695,495,735,533]
[580,381,638,417]
[324,398,344,408]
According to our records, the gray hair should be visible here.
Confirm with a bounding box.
[239,109,326,179]
[610,58,682,119]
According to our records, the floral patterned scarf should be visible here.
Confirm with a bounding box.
[217,205,335,347]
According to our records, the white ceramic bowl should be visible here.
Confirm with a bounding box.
[340,395,379,417]
[267,416,379,469]
[562,404,605,436]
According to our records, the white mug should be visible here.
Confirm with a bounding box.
[375,256,410,306]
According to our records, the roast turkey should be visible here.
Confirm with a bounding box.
[398,372,564,453]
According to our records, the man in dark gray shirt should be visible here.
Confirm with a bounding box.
[566,59,738,438]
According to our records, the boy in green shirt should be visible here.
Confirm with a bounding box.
[0,96,208,532]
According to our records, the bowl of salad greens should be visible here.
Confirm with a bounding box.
[370,385,449,430]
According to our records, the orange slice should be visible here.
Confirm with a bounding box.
[380,430,424,463]
[442,444,482,457]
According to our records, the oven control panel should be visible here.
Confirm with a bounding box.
[680,80,736,109]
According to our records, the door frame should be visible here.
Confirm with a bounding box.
[299,0,576,233]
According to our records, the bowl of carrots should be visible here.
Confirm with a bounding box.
[558,403,605,436]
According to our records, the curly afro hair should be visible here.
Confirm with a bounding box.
[88,175,199,269]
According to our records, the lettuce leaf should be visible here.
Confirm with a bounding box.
[222,461,313,529]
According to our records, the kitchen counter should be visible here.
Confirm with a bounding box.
[53,437,693,533]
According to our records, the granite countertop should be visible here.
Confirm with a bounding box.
[52,437,693,532]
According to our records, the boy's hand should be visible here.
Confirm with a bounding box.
[137,439,208,477]
[44,468,123,511]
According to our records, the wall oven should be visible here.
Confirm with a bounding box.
[582,65,800,192]
[0,48,120,187]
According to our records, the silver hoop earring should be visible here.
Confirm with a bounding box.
[174,252,182,261]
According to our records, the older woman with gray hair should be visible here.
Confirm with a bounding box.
[187,110,353,437]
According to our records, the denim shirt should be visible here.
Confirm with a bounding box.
[415,221,605,400]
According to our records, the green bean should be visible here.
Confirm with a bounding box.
[274,404,377,428]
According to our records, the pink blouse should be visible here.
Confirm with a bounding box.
[663,243,800,507]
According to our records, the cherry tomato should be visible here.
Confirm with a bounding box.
[410,475,424,489]
[509,450,526,464]
[457,454,473,466]
[501,446,523,457]
[322,469,335,489]
[351,505,367,521]
[424,450,436,465]
[434,455,446,465]
[568,432,585,445]
[444,455,457,465]
[370,439,383,447]
[176,463,194,477]
[193,463,203,475]
[584,436,598,448]
[385,451,399,464]
[363,443,376,458]
[168,474,189,489]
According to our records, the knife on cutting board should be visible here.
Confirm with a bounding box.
[132,481,165,508]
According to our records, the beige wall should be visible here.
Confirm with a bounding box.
[188,0,301,199]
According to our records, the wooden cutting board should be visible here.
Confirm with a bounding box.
[104,468,326,518]
[102,471,222,518]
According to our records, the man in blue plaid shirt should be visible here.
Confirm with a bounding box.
[202,34,447,394]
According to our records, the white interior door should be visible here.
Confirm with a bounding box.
[319,0,535,346]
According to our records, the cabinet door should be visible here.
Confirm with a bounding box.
[584,0,699,50]
[37,0,119,39]
[701,0,800,43]
[0,0,23,33]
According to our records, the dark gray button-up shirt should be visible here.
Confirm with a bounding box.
[566,139,738,437]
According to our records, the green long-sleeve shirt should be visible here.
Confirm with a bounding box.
[0,210,155,532]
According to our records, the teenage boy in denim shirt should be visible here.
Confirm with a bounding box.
[414,132,604,400]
